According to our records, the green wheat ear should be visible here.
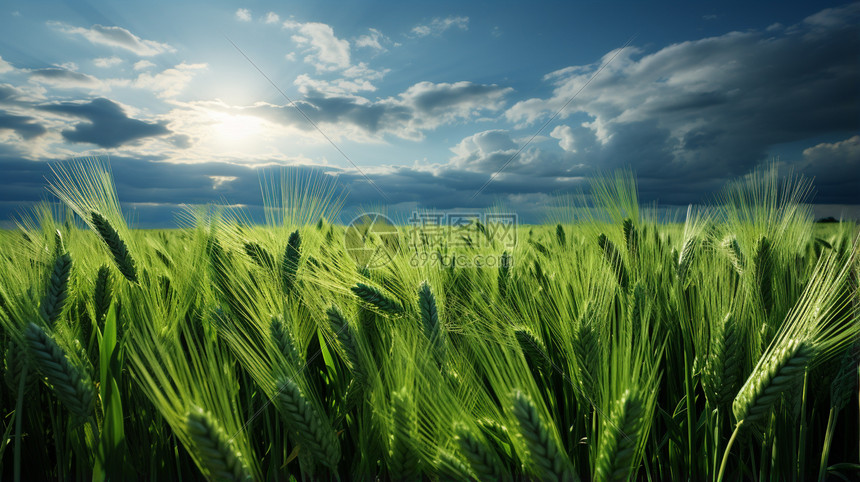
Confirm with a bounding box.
[92,264,112,324]
[753,236,773,314]
[418,281,445,361]
[594,389,644,482]
[511,390,576,481]
[282,229,301,294]
[24,322,95,420]
[388,388,421,480]
[702,313,744,407]
[91,211,138,282]
[733,338,813,426]
[4,339,35,396]
[721,235,745,276]
[830,343,859,410]
[40,250,72,326]
[498,251,512,299]
[274,376,341,470]
[597,234,629,290]
[454,422,510,482]
[326,305,367,387]
[270,314,302,367]
[351,282,403,314]
[243,241,276,271]
[622,218,638,257]
[515,328,550,372]
[185,406,253,481]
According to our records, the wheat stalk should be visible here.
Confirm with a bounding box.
[24,322,94,419]
[511,390,575,481]
[274,376,341,470]
[185,406,253,481]
[39,251,72,325]
[351,283,403,314]
[594,389,644,482]
[556,224,566,247]
[91,212,138,282]
[732,338,812,425]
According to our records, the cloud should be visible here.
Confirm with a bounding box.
[133,60,155,70]
[49,22,174,56]
[39,97,170,148]
[799,135,860,202]
[502,3,859,199]
[94,56,123,68]
[134,63,207,98]
[264,12,280,24]
[411,16,469,37]
[0,56,13,74]
[235,8,251,22]
[244,80,512,140]
[0,111,47,139]
[283,20,351,71]
[355,28,392,51]
[28,68,102,89]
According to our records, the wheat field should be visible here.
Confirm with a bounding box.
[0,160,857,481]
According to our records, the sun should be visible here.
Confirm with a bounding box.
[208,111,267,148]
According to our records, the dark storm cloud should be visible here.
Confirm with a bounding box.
[499,2,860,203]
[0,111,46,139]
[39,98,170,147]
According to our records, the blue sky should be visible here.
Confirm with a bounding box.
[0,0,858,226]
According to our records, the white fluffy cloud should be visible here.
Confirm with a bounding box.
[235,8,251,22]
[49,22,174,56]
[283,20,351,71]
[264,12,280,24]
[355,28,391,51]
[134,63,207,98]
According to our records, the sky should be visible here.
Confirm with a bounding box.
[0,0,858,227]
